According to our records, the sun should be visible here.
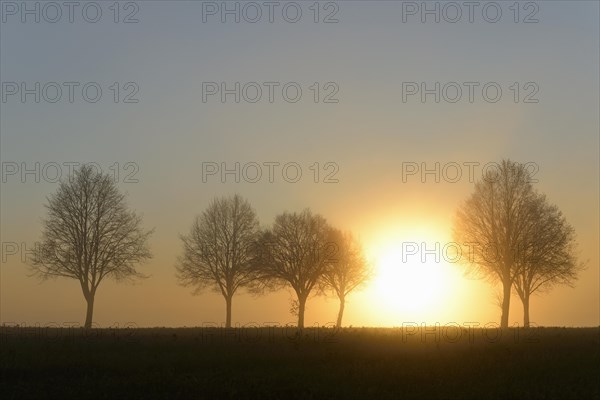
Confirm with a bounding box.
[361,226,463,324]
[373,246,445,314]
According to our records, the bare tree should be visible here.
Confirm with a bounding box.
[31,165,153,328]
[176,194,259,328]
[513,194,582,327]
[320,229,371,328]
[453,160,537,329]
[252,209,331,328]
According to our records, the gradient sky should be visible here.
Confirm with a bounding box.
[1,1,598,328]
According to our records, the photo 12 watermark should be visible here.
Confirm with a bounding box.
[398,322,540,343]
[1,161,140,184]
[198,322,340,343]
[1,242,39,264]
[1,1,140,23]
[201,161,340,184]
[400,1,539,24]
[401,161,539,184]
[201,82,339,104]
[200,1,339,24]
[0,322,139,342]
[1,82,140,104]
[385,240,546,266]
[401,82,539,104]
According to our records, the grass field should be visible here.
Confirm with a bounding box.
[1,326,598,399]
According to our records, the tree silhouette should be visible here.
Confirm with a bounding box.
[252,209,332,328]
[176,194,259,328]
[320,229,371,328]
[453,160,537,329]
[513,194,582,327]
[31,165,152,328]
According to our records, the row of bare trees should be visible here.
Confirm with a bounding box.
[453,160,583,328]
[30,162,582,329]
[30,165,370,328]
[176,195,371,328]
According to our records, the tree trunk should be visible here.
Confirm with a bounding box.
[225,294,232,328]
[297,295,307,329]
[523,293,530,328]
[500,279,511,329]
[84,294,94,329]
[336,296,345,328]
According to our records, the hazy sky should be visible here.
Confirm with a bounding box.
[1,1,598,328]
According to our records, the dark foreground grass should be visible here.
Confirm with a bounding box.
[0,326,598,399]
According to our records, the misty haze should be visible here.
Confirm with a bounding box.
[1,1,598,399]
